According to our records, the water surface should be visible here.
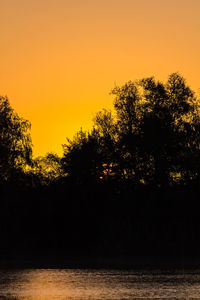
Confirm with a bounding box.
[0,269,200,299]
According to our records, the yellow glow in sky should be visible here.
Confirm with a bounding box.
[1,0,200,156]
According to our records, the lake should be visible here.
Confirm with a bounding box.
[0,269,200,299]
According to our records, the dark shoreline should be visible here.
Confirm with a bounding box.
[1,255,200,270]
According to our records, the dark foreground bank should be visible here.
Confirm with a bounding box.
[1,181,200,269]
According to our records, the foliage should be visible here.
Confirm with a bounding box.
[110,73,200,187]
[61,73,200,188]
[0,96,32,181]
[61,128,104,184]
[33,153,63,183]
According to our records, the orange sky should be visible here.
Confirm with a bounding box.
[1,0,200,157]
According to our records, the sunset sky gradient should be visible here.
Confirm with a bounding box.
[1,0,200,156]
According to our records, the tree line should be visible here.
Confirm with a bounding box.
[2,72,200,189]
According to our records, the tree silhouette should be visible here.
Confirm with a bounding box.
[0,96,32,182]
[61,128,104,184]
[111,81,142,183]
[110,73,200,187]
[33,153,63,184]
[140,73,200,187]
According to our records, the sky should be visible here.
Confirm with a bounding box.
[1,0,200,157]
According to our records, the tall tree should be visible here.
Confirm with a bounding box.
[111,73,200,187]
[0,96,32,182]
[111,81,143,183]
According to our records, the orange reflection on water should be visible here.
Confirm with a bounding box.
[6,269,90,299]
[1,269,125,300]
